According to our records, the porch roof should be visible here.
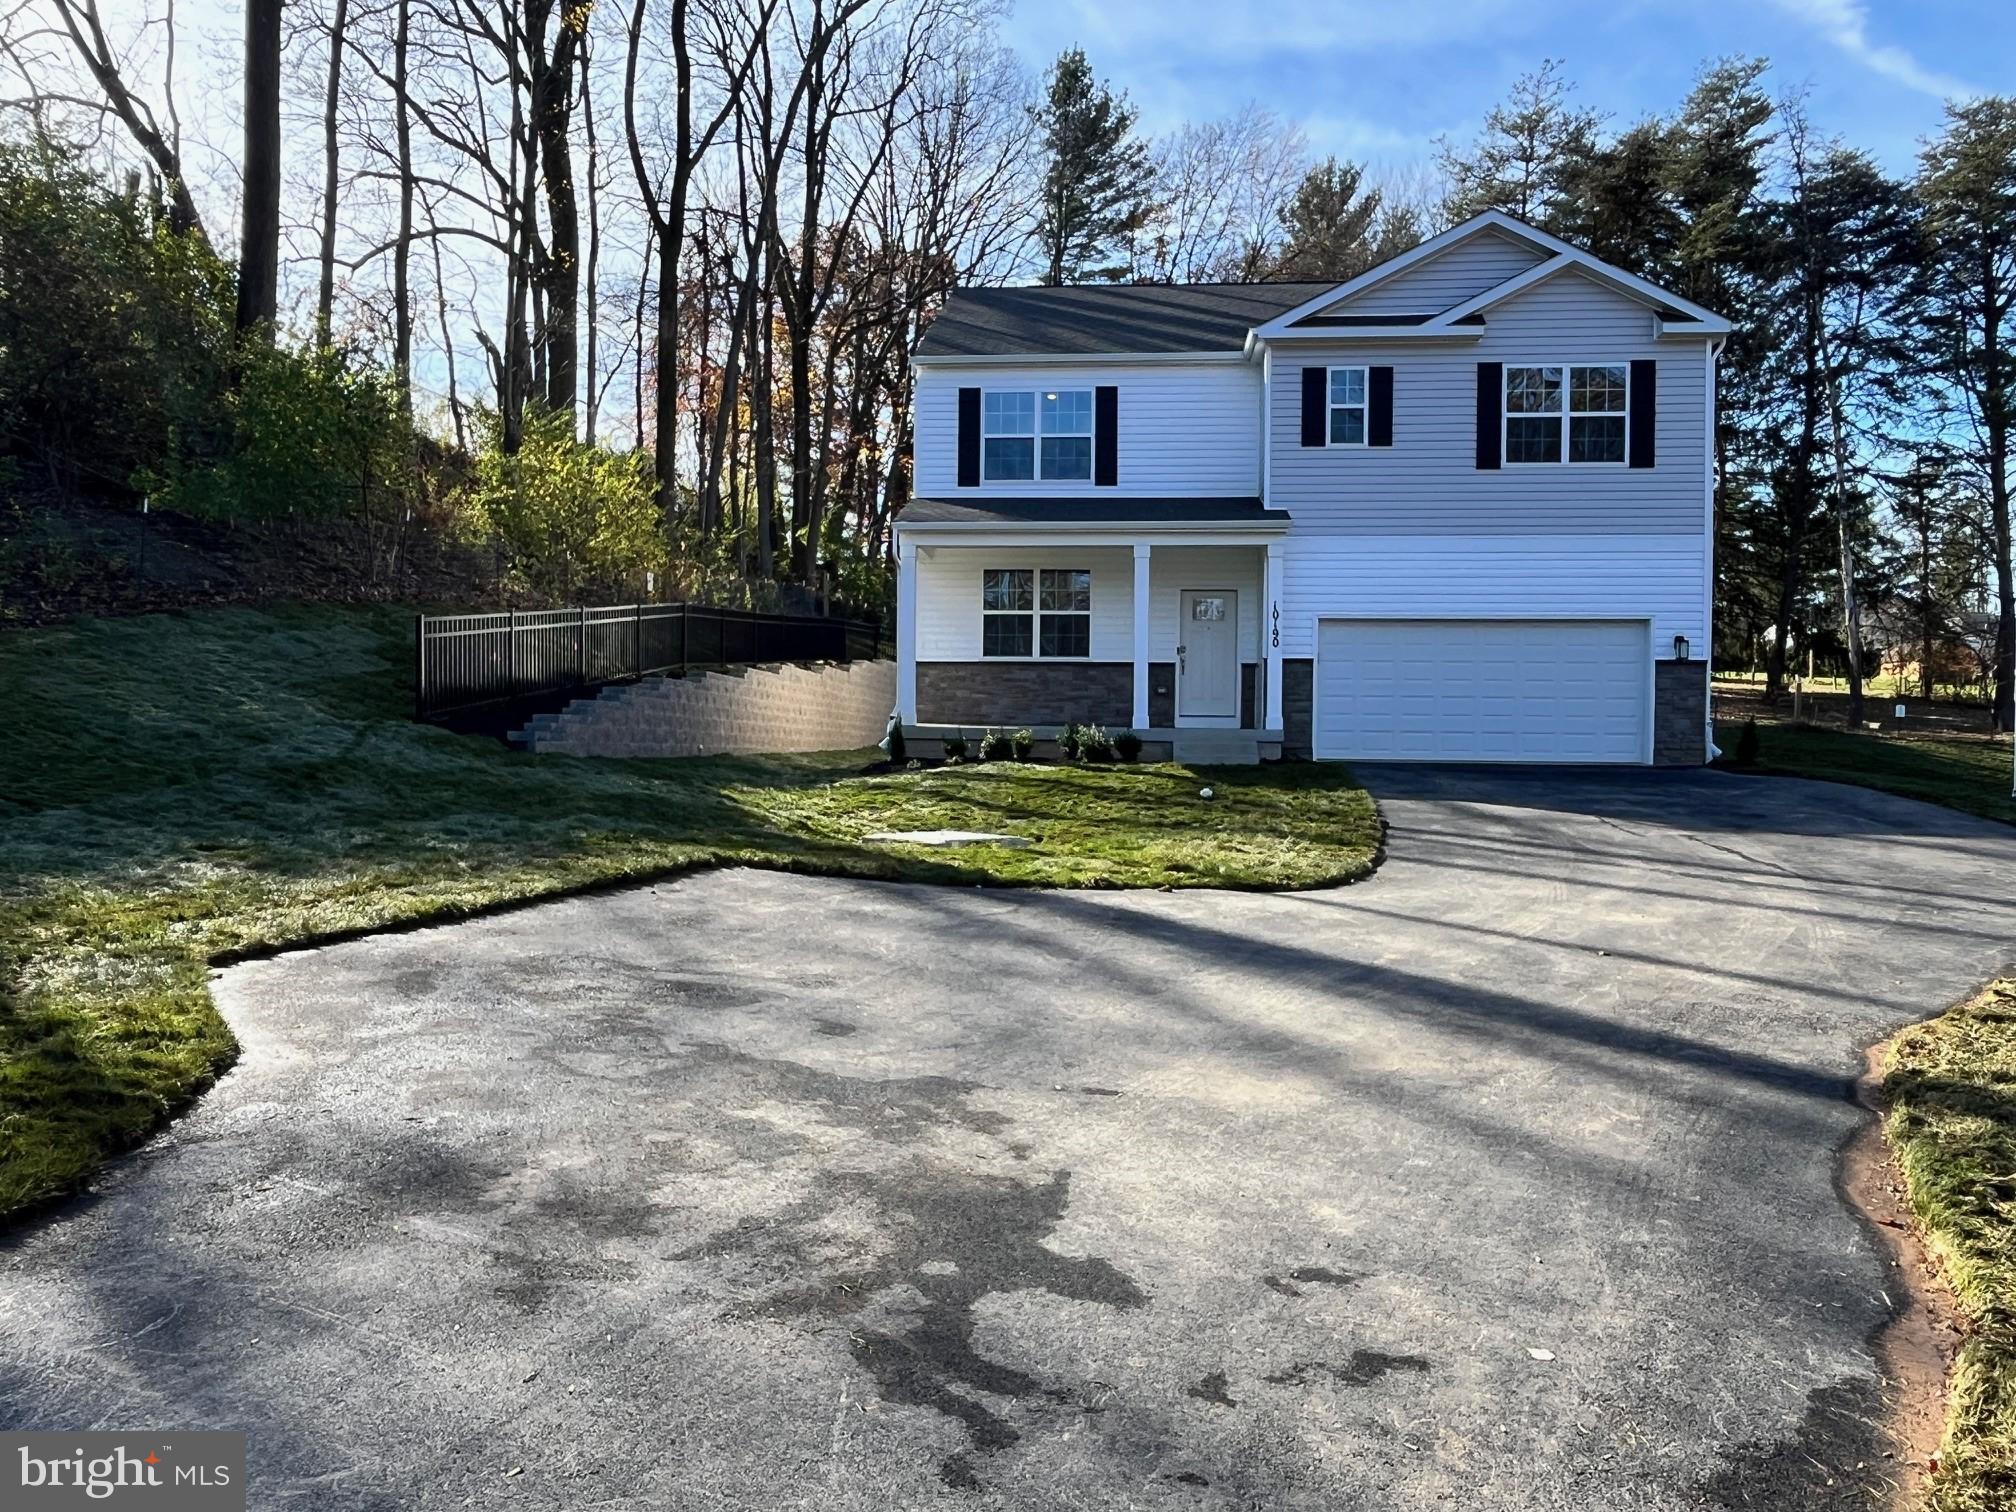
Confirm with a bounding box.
[896,495,1289,530]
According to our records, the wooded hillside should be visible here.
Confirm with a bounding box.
[0,5,2010,732]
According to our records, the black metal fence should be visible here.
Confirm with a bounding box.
[415,602,883,723]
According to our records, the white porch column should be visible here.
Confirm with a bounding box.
[1263,538,1284,731]
[1131,542,1152,730]
[896,537,919,724]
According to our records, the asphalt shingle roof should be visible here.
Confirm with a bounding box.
[897,496,1287,526]
[914,282,1335,358]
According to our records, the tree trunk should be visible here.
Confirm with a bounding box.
[755,289,779,578]
[582,30,602,440]
[1985,255,2014,733]
[236,0,283,334]
[52,0,211,247]
[532,1,583,424]
[315,0,350,346]
[652,230,678,511]
[392,0,413,409]
[1826,374,1865,727]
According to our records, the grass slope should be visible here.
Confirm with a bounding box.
[1888,983,2016,1511]
[1716,719,2015,827]
[0,605,1380,1220]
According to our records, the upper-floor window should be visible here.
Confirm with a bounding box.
[1328,367,1367,446]
[1505,364,1628,464]
[983,389,1092,481]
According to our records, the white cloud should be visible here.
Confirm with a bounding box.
[1769,0,1976,99]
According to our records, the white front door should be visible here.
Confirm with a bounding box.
[1178,589,1239,722]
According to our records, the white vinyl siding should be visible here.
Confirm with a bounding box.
[1315,619,1649,763]
[908,544,1267,667]
[1150,547,1262,661]
[1276,534,1705,659]
[914,546,1134,661]
[1269,271,1710,534]
[1319,229,1547,317]
[914,362,1260,497]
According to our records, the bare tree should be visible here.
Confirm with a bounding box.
[1141,106,1306,282]
[47,0,208,242]
[315,0,351,343]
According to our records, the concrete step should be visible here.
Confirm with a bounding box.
[1172,733,1264,766]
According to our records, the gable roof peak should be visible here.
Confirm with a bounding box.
[1248,210,1730,339]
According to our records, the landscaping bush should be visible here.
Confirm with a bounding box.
[886,717,906,763]
[1114,730,1143,762]
[977,728,1010,762]
[1076,723,1115,762]
[1733,717,1760,767]
[1010,728,1034,762]
[942,734,968,763]
[468,404,663,599]
[1059,722,1083,761]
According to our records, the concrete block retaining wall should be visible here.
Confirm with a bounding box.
[515,660,896,759]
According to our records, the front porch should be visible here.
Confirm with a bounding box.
[893,508,1290,761]
[900,723,1283,765]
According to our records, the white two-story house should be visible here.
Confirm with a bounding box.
[892,211,1727,765]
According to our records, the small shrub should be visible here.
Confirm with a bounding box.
[1058,722,1083,761]
[1010,728,1034,762]
[977,728,1010,762]
[1076,723,1115,762]
[1114,730,1143,763]
[942,734,968,763]
[886,716,906,764]
[1732,717,1760,767]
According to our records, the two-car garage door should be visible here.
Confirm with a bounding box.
[1314,619,1649,763]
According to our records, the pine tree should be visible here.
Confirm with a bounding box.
[1273,158,1385,280]
[1915,96,2016,731]
[1436,60,1600,226]
[1031,49,1154,285]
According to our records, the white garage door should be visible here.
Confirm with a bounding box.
[1315,619,1649,764]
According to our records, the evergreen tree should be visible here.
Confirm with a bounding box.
[1436,60,1600,225]
[1915,96,2016,731]
[1031,50,1154,285]
[1750,117,1920,716]
[1273,157,1385,280]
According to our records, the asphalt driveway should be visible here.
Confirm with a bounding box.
[6,768,2016,1509]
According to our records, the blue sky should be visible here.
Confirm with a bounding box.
[999,0,2005,177]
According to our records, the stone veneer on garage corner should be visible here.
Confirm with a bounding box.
[1653,659,1709,766]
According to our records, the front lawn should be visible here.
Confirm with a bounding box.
[1887,982,2016,1512]
[1715,718,2014,827]
[0,605,1381,1222]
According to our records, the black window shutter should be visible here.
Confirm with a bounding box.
[1475,362,1503,470]
[1628,359,1656,469]
[1094,385,1118,486]
[957,387,981,487]
[1369,366,1394,447]
[1300,367,1326,447]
